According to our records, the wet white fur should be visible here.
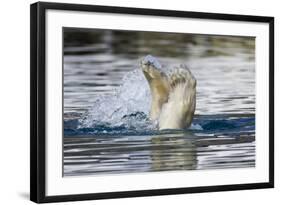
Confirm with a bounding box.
[159,67,196,129]
[140,56,196,130]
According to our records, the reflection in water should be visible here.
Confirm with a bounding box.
[150,133,197,172]
[64,127,255,176]
[63,28,255,176]
[64,133,197,176]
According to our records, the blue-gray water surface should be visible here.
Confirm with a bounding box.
[63,29,255,176]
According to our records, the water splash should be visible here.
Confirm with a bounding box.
[78,69,155,130]
[141,55,162,69]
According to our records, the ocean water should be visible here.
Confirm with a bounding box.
[63,29,255,176]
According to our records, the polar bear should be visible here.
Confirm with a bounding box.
[140,55,196,130]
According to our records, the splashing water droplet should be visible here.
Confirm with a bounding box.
[78,69,156,130]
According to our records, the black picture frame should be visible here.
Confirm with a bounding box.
[30,1,274,203]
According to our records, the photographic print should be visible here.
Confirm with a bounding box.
[63,28,256,176]
[31,2,273,202]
